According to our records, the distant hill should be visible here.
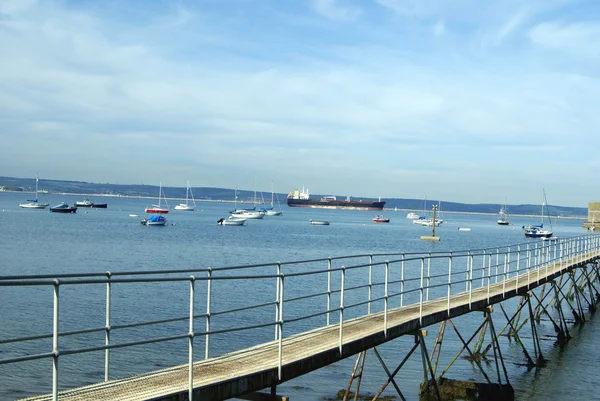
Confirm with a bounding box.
[0,176,587,217]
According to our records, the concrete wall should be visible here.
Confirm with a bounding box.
[583,202,600,228]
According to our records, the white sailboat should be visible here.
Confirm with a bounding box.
[265,181,283,216]
[19,174,49,209]
[145,183,169,214]
[497,197,510,225]
[174,181,197,211]
[523,190,553,238]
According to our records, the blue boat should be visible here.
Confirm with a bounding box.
[142,215,167,226]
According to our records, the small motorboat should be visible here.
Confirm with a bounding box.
[142,215,167,226]
[50,202,77,213]
[218,216,246,226]
[309,220,330,225]
[93,203,108,209]
[372,215,390,223]
[74,198,94,207]
[406,212,420,219]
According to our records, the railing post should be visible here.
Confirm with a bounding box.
[481,249,486,287]
[278,273,285,380]
[466,251,471,291]
[104,272,112,382]
[205,268,212,359]
[469,252,473,309]
[384,261,389,337]
[275,263,281,340]
[502,251,507,297]
[447,254,452,315]
[52,279,60,401]
[400,254,405,307]
[420,258,424,325]
[368,254,373,314]
[536,243,540,284]
[527,243,531,288]
[338,266,345,355]
[516,245,521,292]
[426,252,431,301]
[487,252,492,302]
[189,276,195,401]
[327,258,332,325]
[495,248,500,283]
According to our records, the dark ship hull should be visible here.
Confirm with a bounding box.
[287,198,385,211]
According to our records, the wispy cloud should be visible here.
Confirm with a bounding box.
[529,21,600,57]
[0,0,599,205]
[312,0,361,21]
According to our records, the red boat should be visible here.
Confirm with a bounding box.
[145,183,169,214]
[372,215,390,223]
[145,207,169,214]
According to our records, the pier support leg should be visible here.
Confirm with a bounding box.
[552,281,572,343]
[526,297,545,366]
[342,350,367,401]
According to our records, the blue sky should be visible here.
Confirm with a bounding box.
[1,0,599,206]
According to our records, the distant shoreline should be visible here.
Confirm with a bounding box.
[2,190,588,220]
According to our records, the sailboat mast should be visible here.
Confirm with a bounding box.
[271,181,274,207]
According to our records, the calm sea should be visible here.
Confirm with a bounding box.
[0,192,597,400]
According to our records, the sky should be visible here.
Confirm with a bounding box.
[1,0,599,206]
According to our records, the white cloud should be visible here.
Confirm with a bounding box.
[529,21,600,57]
[312,0,360,21]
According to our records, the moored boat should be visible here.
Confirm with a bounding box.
[288,187,385,211]
[19,174,49,209]
[74,199,94,207]
[145,183,169,214]
[218,216,246,226]
[309,219,330,225]
[523,190,553,238]
[406,212,420,220]
[174,181,196,211]
[142,215,167,226]
[372,215,390,223]
[50,202,77,213]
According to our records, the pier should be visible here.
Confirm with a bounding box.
[2,235,600,400]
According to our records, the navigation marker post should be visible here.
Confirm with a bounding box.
[420,205,441,242]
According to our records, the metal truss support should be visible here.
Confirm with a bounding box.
[498,303,535,368]
[418,330,442,401]
[342,350,367,401]
[438,319,492,384]
[526,296,545,365]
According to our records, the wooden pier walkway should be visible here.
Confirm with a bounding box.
[23,250,600,401]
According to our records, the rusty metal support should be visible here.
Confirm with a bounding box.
[371,340,420,401]
[418,330,442,401]
[552,281,572,342]
[487,308,510,385]
[439,319,492,384]
[342,350,367,401]
[526,296,544,365]
[498,303,535,368]
[429,321,446,377]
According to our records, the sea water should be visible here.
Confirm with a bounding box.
[0,192,597,400]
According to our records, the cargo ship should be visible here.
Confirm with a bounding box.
[287,188,385,211]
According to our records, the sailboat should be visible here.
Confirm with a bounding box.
[264,181,283,216]
[174,181,197,211]
[145,183,169,214]
[19,174,49,209]
[230,179,265,219]
[497,197,510,225]
[523,190,553,238]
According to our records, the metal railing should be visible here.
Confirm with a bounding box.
[1,235,599,401]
